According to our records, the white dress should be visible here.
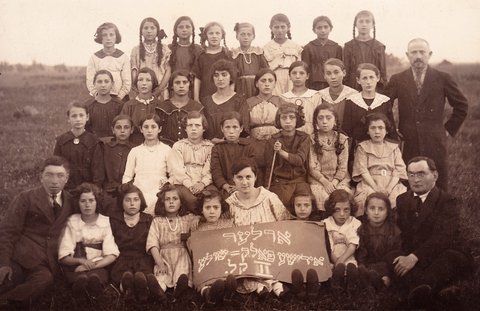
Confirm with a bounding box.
[123,142,171,215]
[323,216,361,266]
[263,39,302,96]
[58,214,120,261]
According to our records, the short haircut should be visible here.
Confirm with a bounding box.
[93,69,114,84]
[111,114,133,127]
[288,61,310,75]
[324,58,346,71]
[221,111,243,127]
[312,16,333,30]
[182,111,208,131]
[154,183,189,216]
[41,156,70,174]
[66,101,88,116]
[168,69,192,91]
[134,67,159,91]
[138,113,162,128]
[356,63,380,78]
[72,182,105,215]
[365,112,393,133]
[210,59,237,84]
[408,156,437,172]
[274,102,306,129]
[197,189,229,218]
[117,183,147,213]
[231,157,258,177]
[324,189,357,217]
[94,22,122,44]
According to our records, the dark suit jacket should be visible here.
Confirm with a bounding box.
[386,67,468,167]
[0,186,73,275]
[396,187,459,268]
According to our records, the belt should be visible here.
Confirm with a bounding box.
[370,168,392,176]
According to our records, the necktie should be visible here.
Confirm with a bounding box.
[414,70,423,94]
[51,194,61,218]
[414,196,422,218]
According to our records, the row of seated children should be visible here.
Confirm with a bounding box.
[57,171,400,305]
[87,10,385,104]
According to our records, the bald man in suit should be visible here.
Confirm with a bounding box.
[386,38,468,190]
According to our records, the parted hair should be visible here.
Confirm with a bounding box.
[221,111,244,127]
[72,182,105,215]
[324,189,358,217]
[324,58,346,71]
[270,13,292,40]
[138,113,162,129]
[134,67,159,91]
[138,17,167,67]
[181,111,208,131]
[231,157,258,177]
[274,102,305,129]
[168,69,193,92]
[111,114,133,128]
[169,16,197,70]
[312,16,333,30]
[312,103,346,156]
[200,21,228,50]
[93,69,114,84]
[117,183,148,213]
[289,61,310,75]
[353,10,376,40]
[154,183,189,216]
[356,63,380,78]
[94,22,121,44]
[66,100,88,116]
[234,22,256,36]
[197,189,229,219]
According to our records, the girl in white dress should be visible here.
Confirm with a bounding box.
[123,114,171,215]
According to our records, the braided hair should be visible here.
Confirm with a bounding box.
[352,10,376,40]
[139,17,166,67]
[312,103,346,156]
[269,13,292,40]
[169,16,196,71]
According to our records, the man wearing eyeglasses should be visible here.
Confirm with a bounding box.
[0,156,73,308]
[393,156,473,308]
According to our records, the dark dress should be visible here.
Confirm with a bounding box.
[110,211,154,284]
[301,39,343,90]
[342,92,398,145]
[85,97,123,140]
[169,43,203,73]
[264,130,311,210]
[53,131,100,190]
[231,47,268,98]
[343,39,387,91]
[156,99,204,144]
[92,139,135,195]
[202,93,248,140]
[120,97,162,145]
[357,221,402,277]
[193,48,231,101]
[210,138,256,197]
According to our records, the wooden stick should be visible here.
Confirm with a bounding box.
[267,150,277,190]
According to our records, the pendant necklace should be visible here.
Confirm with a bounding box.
[165,216,179,231]
[242,49,252,64]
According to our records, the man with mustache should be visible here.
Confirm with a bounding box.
[386,38,468,190]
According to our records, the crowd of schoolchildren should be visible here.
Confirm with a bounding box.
[51,10,416,306]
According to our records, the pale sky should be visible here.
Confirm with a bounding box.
[1,0,479,66]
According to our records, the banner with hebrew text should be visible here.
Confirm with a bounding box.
[188,221,331,288]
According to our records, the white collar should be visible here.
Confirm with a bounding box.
[135,96,155,105]
[318,86,358,104]
[282,89,318,99]
[414,190,430,203]
[347,92,390,110]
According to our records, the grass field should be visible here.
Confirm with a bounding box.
[0,64,479,310]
